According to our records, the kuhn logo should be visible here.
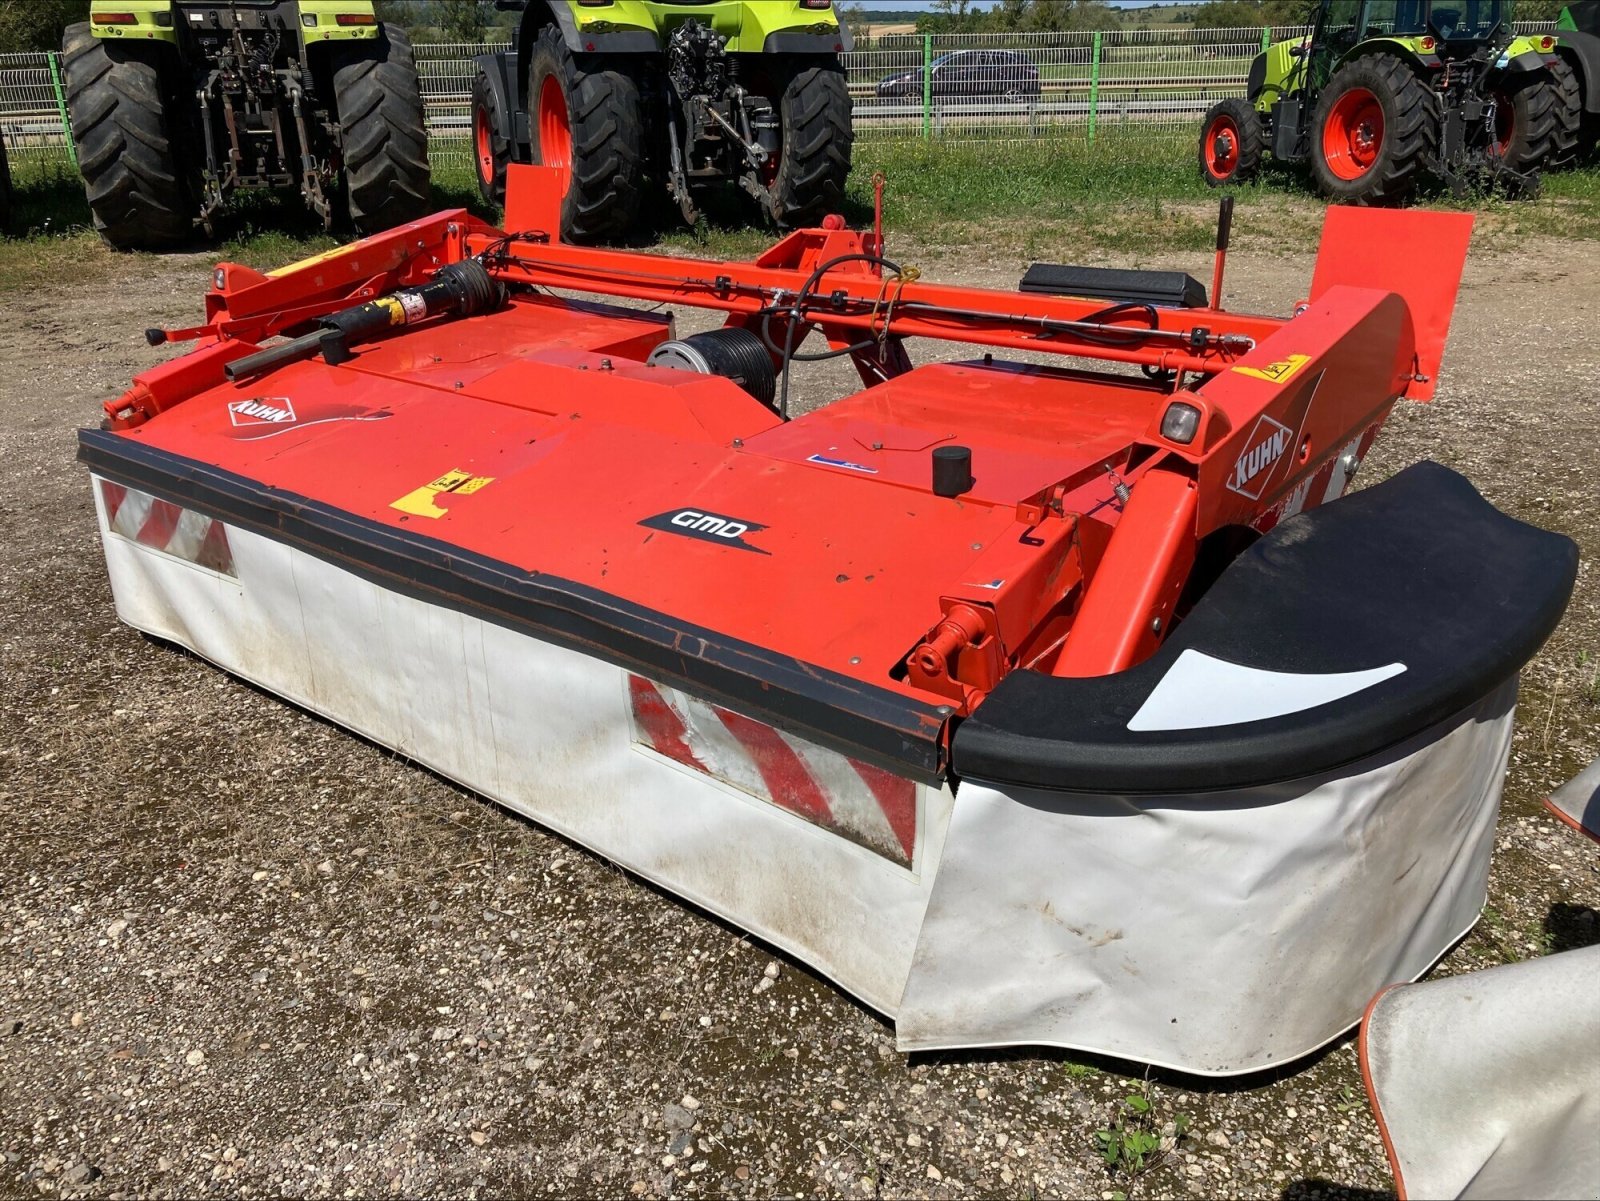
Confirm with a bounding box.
[640,508,770,554]
[1227,415,1293,500]
[227,396,296,427]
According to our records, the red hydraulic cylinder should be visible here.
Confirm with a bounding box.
[1053,467,1198,678]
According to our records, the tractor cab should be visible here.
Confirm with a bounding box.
[1311,1,1513,62]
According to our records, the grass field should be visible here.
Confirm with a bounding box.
[3,137,1599,292]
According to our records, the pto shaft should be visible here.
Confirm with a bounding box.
[224,259,503,382]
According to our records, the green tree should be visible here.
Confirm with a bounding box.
[839,2,872,47]
[1192,0,1309,28]
[1515,1,1571,20]
[375,0,418,29]
[0,0,88,54]
[432,0,492,43]
[987,0,1122,32]
[918,0,982,33]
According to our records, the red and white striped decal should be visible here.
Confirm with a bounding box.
[99,480,234,576]
[628,676,918,866]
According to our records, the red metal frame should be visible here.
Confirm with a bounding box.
[104,178,1472,726]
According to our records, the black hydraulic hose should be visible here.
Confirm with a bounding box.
[762,252,902,418]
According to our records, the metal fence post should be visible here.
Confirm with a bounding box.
[1088,31,1101,144]
[48,50,77,170]
[1261,26,1272,53]
[921,33,932,141]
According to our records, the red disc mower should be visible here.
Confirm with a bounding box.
[81,168,1576,1075]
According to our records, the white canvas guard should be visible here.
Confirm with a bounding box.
[93,477,1525,1076]
[1547,757,1600,843]
[898,681,1516,1074]
[1361,946,1600,1201]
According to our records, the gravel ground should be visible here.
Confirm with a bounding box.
[1,213,1597,1200]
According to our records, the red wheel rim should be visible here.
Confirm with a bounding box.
[473,104,495,186]
[537,74,572,170]
[1323,87,1385,181]
[1204,114,1240,179]
[1491,91,1514,157]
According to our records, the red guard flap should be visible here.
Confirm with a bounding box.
[1309,207,1474,401]
[504,164,568,242]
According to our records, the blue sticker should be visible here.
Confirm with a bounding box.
[807,453,878,475]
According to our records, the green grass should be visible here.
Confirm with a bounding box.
[4,139,1599,294]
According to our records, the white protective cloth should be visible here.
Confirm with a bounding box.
[1361,946,1600,1200]
[1547,757,1600,844]
[898,681,1516,1074]
[94,479,1524,1075]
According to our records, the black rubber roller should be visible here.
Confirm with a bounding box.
[647,327,777,410]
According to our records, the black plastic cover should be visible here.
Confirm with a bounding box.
[1018,264,1208,309]
[952,462,1578,795]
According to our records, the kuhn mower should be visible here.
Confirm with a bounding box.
[81,168,1576,1075]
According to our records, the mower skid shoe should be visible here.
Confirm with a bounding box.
[907,464,1576,1073]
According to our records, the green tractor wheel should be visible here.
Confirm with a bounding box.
[1546,56,1585,168]
[528,24,645,245]
[330,27,431,236]
[472,65,511,207]
[1488,69,1564,176]
[61,22,192,250]
[763,60,852,228]
[1198,98,1264,187]
[1311,56,1437,204]
[0,130,10,233]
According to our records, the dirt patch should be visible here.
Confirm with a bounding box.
[1,223,1596,1200]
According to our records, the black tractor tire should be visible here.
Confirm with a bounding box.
[1546,55,1584,168]
[330,25,431,235]
[1198,97,1264,187]
[528,24,644,244]
[765,60,853,227]
[471,67,511,207]
[1490,67,1563,175]
[61,22,191,250]
[1584,113,1600,163]
[0,131,11,233]
[1310,55,1437,204]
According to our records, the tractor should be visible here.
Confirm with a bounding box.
[1199,0,1570,202]
[471,1,854,244]
[62,0,430,250]
[1551,2,1600,163]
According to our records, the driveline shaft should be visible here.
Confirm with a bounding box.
[224,259,504,382]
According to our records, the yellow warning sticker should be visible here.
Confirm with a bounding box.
[1231,353,1311,384]
[390,469,495,519]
